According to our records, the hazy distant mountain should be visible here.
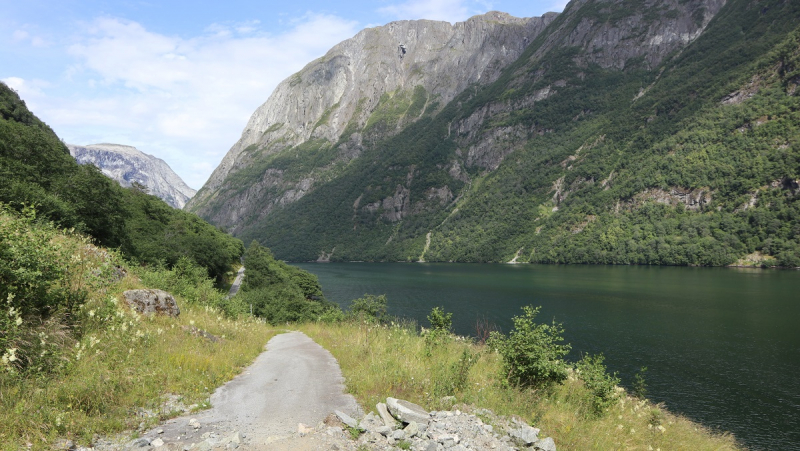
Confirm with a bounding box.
[68,143,196,209]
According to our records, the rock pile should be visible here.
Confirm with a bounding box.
[331,397,557,451]
[123,289,180,317]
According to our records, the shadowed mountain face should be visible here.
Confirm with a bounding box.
[68,143,196,209]
[189,0,800,266]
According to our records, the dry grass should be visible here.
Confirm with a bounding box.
[1,270,276,449]
[300,321,743,451]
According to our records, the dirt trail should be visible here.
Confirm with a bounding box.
[141,331,361,449]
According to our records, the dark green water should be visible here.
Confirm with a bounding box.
[296,263,800,450]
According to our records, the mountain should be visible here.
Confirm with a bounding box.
[189,0,800,266]
[1,82,242,281]
[187,11,557,227]
[68,143,196,209]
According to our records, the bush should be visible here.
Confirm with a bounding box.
[489,305,571,389]
[633,366,648,399]
[348,294,388,322]
[425,306,453,353]
[427,306,452,332]
[239,241,336,324]
[575,353,621,416]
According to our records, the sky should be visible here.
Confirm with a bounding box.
[1,0,567,190]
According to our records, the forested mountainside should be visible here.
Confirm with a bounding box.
[191,0,800,266]
[68,143,196,209]
[0,83,241,280]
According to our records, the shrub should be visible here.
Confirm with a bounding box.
[575,353,621,416]
[633,366,648,399]
[425,306,453,353]
[489,305,571,389]
[428,306,452,331]
[348,294,388,322]
[433,348,478,397]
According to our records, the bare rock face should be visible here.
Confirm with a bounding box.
[123,289,180,317]
[68,143,196,209]
[187,11,558,228]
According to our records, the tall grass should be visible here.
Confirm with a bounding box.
[300,321,742,451]
[0,209,276,450]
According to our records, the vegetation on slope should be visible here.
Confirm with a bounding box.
[0,82,243,281]
[0,207,276,450]
[225,0,799,267]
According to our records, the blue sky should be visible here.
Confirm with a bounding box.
[1,0,566,189]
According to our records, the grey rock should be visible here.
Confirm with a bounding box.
[68,143,196,209]
[376,402,398,428]
[509,425,540,445]
[128,438,151,448]
[188,11,558,231]
[123,289,180,317]
[335,409,359,429]
[391,429,406,440]
[150,438,164,447]
[534,437,557,451]
[375,425,392,436]
[404,420,419,438]
[423,441,439,451]
[386,397,430,425]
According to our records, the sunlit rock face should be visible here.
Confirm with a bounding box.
[68,143,196,209]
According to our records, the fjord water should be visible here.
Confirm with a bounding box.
[297,263,800,450]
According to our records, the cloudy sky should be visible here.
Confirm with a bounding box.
[1,0,567,190]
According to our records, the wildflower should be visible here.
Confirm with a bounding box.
[88,310,96,318]
[657,425,666,433]
[15,316,22,326]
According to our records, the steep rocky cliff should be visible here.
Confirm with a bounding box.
[187,11,557,228]
[190,0,800,266]
[68,143,196,209]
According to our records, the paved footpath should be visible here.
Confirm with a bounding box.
[140,331,361,449]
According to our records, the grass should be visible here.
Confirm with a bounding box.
[0,289,277,450]
[0,211,277,450]
[299,321,742,451]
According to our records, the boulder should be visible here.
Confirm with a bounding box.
[376,402,398,428]
[335,410,359,429]
[509,424,540,445]
[386,397,430,425]
[123,289,180,317]
[403,421,419,438]
[535,437,557,451]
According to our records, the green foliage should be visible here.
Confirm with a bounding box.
[347,294,388,322]
[424,306,453,353]
[136,257,245,317]
[575,353,621,416]
[633,366,648,399]
[240,241,335,324]
[204,0,800,269]
[0,82,243,280]
[433,348,478,397]
[489,306,571,389]
[427,306,453,332]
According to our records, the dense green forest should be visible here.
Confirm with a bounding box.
[0,82,244,281]
[218,0,800,267]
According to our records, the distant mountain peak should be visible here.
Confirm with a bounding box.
[68,143,196,209]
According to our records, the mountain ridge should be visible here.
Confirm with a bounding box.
[190,0,800,266]
[68,143,196,209]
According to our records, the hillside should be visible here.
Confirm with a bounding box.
[188,0,800,266]
[68,143,196,209]
[0,82,242,281]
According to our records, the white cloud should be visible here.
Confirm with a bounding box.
[378,0,485,23]
[22,14,359,190]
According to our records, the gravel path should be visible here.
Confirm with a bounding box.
[137,331,361,449]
